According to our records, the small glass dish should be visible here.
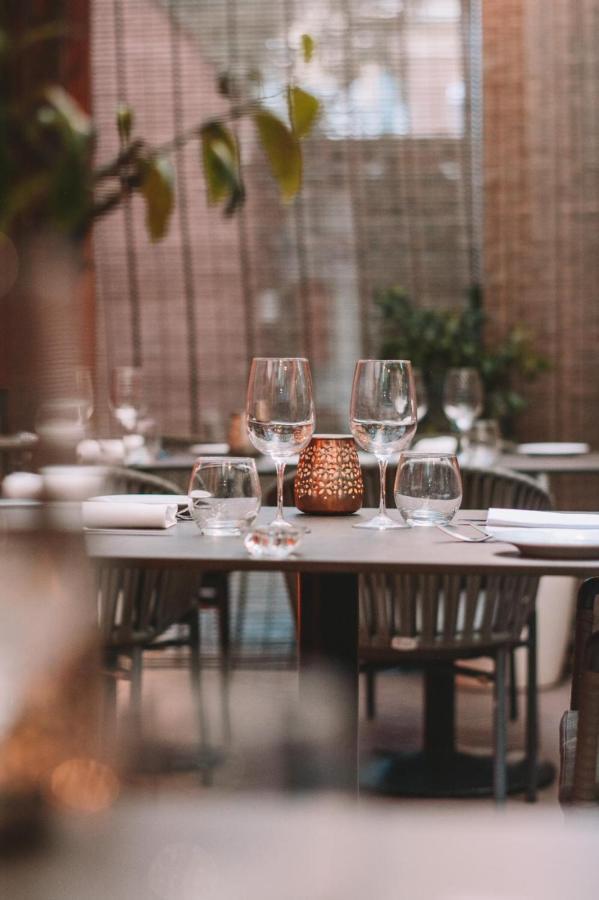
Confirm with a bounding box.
[244,523,304,559]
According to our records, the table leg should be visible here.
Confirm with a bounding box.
[298,572,359,794]
[361,662,554,798]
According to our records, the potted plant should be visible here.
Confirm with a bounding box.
[375,284,549,437]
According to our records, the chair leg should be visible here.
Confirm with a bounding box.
[188,608,213,786]
[129,645,144,717]
[525,609,538,802]
[493,646,508,803]
[102,650,119,748]
[509,649,519,722]
[572,633,599,803]
[366,669,377,720]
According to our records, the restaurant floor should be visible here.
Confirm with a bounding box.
[129,573,566,806]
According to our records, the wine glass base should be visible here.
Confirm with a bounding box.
[354,513,407,531]
[266,515,295,529]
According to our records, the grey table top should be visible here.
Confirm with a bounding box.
[85,507,599,578]
[500,451,599,474]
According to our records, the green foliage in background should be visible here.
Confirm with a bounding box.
[0,13,320,242]
[375,285,550,434]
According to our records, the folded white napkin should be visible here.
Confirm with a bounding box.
[412,436,458,454]
[487,508,599,529]
[82,500,177,530]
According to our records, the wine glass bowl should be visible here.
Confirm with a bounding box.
[349,359,417,530]
[413,368,428,423]
[442,367,484,449]
[110,366,145,434]
[246,358,315,526]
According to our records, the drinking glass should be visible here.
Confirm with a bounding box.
[413,368,428,423]
[463,418,501,467]
[442,367,484,452]
[110,366,145,434]
[349,359,417,530]
[188,457,261,536]
[70,366,94,423]
[34,399,88,447]
[246,358,315,527]
[34,366,94,447]
[394,452,462,526]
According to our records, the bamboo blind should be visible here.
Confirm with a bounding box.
[91,0,477,437]
[483,0,599,508]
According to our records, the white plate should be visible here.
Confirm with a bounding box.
[487,527,599,559]
[89,493,203,507]
[516,442,590,456]
[189,443,230,455]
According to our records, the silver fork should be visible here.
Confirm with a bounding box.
[435,523,493,543]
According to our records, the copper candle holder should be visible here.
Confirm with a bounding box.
[294,435,363,515]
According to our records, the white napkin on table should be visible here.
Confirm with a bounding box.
[486,508,599,529]
[82,500,178,530]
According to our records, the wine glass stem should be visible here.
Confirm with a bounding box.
[275,460,286,521]
[377,456,388,518]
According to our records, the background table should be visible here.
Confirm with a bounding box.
[87,508,599,794]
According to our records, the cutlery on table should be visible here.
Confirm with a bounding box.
[435,523,493,543]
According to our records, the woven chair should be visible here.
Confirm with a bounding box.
[359,464,551,802]
[97,467,229,772]
[271,463,551,801]
[104,466,183,495]
[103,465,231,672]
[559,578,599,805]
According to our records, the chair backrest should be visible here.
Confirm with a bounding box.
[268,461,551,515]
[104,466,182,496]
[96,467,199,650]
[358,464,551,655]
[360,462,551,511]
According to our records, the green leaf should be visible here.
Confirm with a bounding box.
[301,34,315,63]
[287,86,320,139]
[116,104,134,144]
[253,110,302,201]
[140,155,175,241]
[200,122,245,215]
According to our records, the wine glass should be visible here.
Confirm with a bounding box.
[442,367,484,453]
[413,368,428,423]
[110,366,145,434]
[349,359,417,530]
[246,358,315,526]
[34,366,95,448]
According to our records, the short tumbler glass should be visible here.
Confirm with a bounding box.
[394,452,462,527]
[189,457,261,536]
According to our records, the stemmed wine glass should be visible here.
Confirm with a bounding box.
[442,367,484,454]
[110,366,145,434]
[413,368,428,423]
[246,358,315,526]
[350,359,417,530]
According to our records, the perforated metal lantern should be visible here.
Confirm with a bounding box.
[294,435,363,514]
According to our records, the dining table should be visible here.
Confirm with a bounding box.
[86,507,599,795]
[136,448,599,490]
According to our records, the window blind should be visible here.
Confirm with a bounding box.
[92,0,478,437]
